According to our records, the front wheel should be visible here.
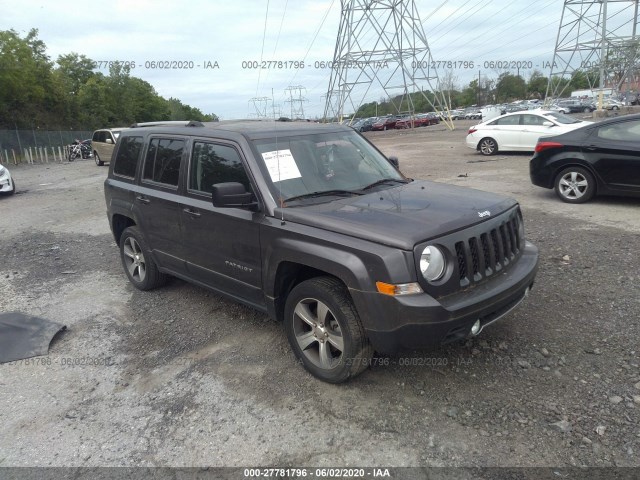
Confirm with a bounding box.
[284,277,373,383]
[554,166,596,203]
[95,152,104,166]
[478,137,498,156]
[612,105,619,111]
[583,107,591,113]
[119,226,168,290]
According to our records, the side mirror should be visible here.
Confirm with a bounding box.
[542,121,554,127]
[388,156,399,168]
[106,138,113,144]
[212,182,257,209]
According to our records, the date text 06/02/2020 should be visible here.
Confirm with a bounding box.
[95,60,220,70]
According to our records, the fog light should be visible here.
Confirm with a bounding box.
[470,320,481,336]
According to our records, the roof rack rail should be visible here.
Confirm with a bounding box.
[129,120,204,128]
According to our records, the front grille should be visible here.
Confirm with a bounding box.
[455,214,522,286]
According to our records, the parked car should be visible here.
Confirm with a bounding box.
[465,110,482,120]
[418,113,440,126]
[0,164,15,195]
[551,99,595,114]
[104,120,538,382]
[351,118,375,132]
[371,116,397,131]
[530,113,640,203]
[394,116,417,129]
[91,127,127,166]
[602,99,624,111]
[466,110,593,156]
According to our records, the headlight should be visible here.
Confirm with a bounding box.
[419,245,446,282]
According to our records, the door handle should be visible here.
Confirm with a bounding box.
[135,195,150,204]
[585,145,598,151]
[183,208,201,218]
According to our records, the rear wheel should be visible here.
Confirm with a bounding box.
[119,226,168,290]
[478,137,498,156]
[95,152,104,166]
[612,105,619,111]
[284,277,373,383]
[554,166,596,203]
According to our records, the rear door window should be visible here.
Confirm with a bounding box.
[142,138,185,188]
[490,115,520,126]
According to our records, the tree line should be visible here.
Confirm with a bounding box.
[0,29,218,130]
[350,69,603,119]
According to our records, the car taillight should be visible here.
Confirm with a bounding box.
[534,141,563,153]
[468,128,477,134]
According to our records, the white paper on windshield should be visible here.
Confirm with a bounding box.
[261,149,302,182]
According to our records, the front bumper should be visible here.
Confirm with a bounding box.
[352,241,539,353]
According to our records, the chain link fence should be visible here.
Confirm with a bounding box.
[0,129,93,164]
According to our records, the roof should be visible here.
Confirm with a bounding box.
[119,119,351,140]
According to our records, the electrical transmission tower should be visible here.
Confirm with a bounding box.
[284,86,308,119]
[248,97,272,118]
[546,0,639,103]
[323,0,452,129]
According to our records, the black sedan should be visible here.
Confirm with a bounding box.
[530,113,640,203]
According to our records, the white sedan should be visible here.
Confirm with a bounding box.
[465,110,592,156]
[0,164,16,195]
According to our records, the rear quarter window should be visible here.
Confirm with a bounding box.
[113,136,144,178]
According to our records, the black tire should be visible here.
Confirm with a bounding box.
[95,152,104,166]
[554,166,596,204]
[478,137,498,156]
[284,277,374,383]
[583,107,591,113]
[612,105,619,111]
[119,226,168,290]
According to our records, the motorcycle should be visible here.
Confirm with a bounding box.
[67,139,92,161]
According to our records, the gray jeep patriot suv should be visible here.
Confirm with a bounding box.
[104,120,538,383]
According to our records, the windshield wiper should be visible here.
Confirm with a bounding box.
[284,189,363,203]
[361,178,408,191]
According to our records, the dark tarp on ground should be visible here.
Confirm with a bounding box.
[0,312,66,363]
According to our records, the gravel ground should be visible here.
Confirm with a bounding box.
[0,122,639,470]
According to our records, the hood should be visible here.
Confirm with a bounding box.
[277,180,517,250]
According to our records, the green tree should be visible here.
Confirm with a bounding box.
[495,73,526,103]
[527,70,548,99]
[0,28,60,128]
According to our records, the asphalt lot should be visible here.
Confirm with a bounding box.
[0,121,639,470]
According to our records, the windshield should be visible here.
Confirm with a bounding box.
[251,130,405,205]
[545,112,581,124]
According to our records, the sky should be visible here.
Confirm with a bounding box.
[1,0,633,119]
